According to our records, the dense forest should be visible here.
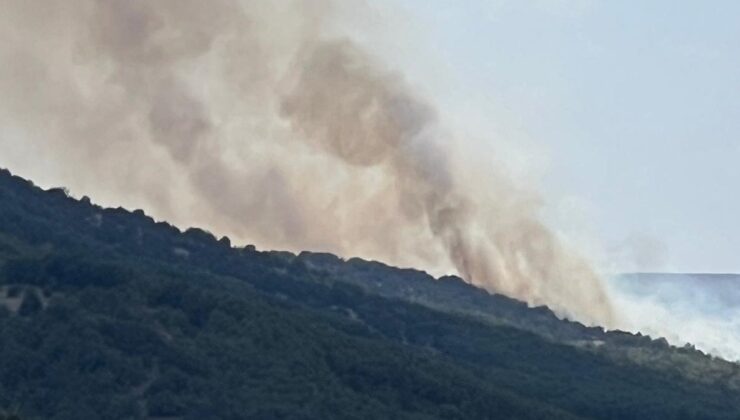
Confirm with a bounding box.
[1,167,739,419]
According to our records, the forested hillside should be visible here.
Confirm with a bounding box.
[1,168,739,420]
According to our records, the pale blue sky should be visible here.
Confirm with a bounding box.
[385,1,740,273]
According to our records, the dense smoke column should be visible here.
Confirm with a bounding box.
[0,0,614,326]
[280,39,614,325]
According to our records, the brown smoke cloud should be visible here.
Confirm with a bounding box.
[0,0,614,325]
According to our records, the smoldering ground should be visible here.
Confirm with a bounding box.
[0,0,614,325]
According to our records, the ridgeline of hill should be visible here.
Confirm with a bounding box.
[1,168,739,420]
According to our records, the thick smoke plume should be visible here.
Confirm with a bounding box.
[0,0,613,325]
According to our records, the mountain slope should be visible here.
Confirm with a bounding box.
[1,168,739,420]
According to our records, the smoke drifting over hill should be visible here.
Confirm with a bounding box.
[0,1,613,324]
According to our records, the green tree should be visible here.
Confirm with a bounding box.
[18,290,42,316]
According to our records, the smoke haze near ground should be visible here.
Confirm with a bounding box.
[609,274,740,361]
[0,0,614,325]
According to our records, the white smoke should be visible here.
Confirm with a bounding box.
[608,273,740,361]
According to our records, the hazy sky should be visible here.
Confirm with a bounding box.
[376,0,740,273]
